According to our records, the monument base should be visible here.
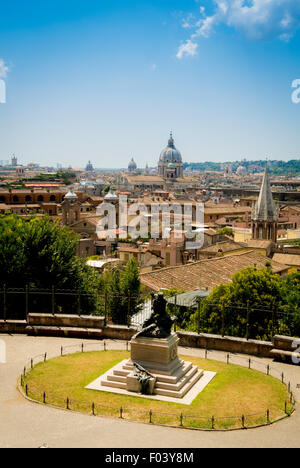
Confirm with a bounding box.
[97,333,206,400]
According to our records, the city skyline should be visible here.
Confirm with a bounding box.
[0,0,300,167]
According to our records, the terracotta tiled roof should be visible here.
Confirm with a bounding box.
[126,175,165,184]
[140,251,288,292]
[272,254,300,267]
[200,241,245,254]
[247,240,273,249]
[204,206,252,215]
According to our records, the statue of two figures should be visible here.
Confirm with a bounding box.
[134,292,177,340]
[132,292,177,395]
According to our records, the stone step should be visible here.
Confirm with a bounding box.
[113,368,131,377]
[154,370,203,399]
[153,362,193,384]
[107,374,127,384]
[123,358,184,377]
[101,379,127,390]
[155,365,199,391]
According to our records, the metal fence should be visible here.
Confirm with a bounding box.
[167,296,300,341]
[1,286,299,341]
[19,340,296,432]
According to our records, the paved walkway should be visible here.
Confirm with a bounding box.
[0,334,300,448]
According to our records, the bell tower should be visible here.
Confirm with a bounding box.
[252,164,278,243]
[61,189,81,226]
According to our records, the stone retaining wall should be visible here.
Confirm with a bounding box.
[0,315,274,358]
[177,331,273,358]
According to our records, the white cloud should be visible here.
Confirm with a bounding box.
[0,59,9,79]
[177,0,300,58]
[176,39,199,59]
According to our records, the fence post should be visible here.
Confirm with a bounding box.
[227,354,230,365]
[61,346,63,356]
[249,359,251,369]
[92,402,95,416]
[267,409,270,424]
[3,284,7,322]
[77,290,81,317]
[43,392,46,404]
[246,301,250,341]
[44,353,47,362]
[285,401,287,414]
[149,410,152,424]
[267,364,270,376]
[221,307,225,338]
[211,416,215,430]
[81,343,84,353]
[282,373,284,384]
[174,296,177,332]
[25,384,28,396]
[51,286,55,315]
[242,415,245,429]
[272,305,276,338]
[104,290,108,327]
[127,291,131,328]
[25,285,29,322]
[197,298,201,335]
[180,413,183,427]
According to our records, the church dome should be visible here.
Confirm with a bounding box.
[128,157,137,171]
[64,189,78,200]
[236,165,247,177]
[159,133,182,163]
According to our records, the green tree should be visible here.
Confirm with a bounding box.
[188,267,286,340]
[280,272,300,336]
[0,215,101,316]
[104,258,143,325]
[120,257,143,320]
[107,268,124,324]
[217,228,234,237]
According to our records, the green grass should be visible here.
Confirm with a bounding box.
[23,351,292,430]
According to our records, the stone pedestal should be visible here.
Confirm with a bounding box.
[99,332,204,399]
[130,333,180,375]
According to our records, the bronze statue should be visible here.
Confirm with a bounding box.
[134,292,176,339]
[133,363,154,395]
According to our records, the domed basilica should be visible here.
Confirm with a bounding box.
[158,133,183,179]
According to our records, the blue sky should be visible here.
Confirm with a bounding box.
[0,0,300,168]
